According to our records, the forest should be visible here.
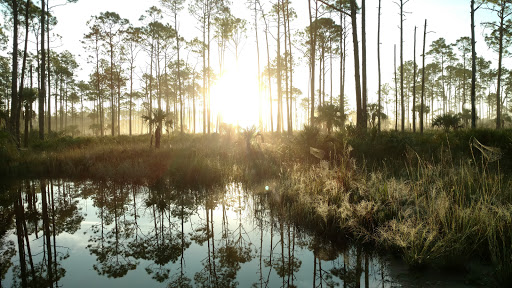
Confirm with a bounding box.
[1,0,512,142]
[1,0,512,287]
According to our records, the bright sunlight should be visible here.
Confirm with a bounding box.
[210,67,260,129]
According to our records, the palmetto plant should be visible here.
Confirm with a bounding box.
[240,125,260,151]
[432,113,462,131]
[317,104,344,134]
[142,109,169,148]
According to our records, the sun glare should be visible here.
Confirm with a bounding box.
[210,67,260,129]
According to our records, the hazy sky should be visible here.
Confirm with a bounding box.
[48,0,503,121]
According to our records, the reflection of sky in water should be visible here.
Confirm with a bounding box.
[1,181,470,287]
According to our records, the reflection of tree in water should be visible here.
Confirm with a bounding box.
[2,181,80,287]
[250,192,270,288]
[87,181,138,278]
[0,238,15,286]
[167,184,196,288]
[264,217,302,287]
[193,190,219,288]
[194,184,255,288]
[257,191,303,288]
[128,180,195,284]
[328,246,388,288]
[219,183,254,286]
[0,182,16,286]
[308,237,343,288]
[51,180,85,235]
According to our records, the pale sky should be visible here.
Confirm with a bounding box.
[46,0,504,125]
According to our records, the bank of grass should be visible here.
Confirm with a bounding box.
[265,128,512,286]
[1,132,281,186]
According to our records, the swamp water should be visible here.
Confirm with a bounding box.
[1,180,473,287]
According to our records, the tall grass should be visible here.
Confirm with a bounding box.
[264,130,512,286]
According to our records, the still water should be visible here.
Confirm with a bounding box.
[0,180,470,287]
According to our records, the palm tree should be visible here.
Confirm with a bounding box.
[317,104,344,134]
[367,103,387,129]
[23,88,38,147]
[142,109,169,148]
[432,113,462,131]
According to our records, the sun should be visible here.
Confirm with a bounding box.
[210,67,260,129]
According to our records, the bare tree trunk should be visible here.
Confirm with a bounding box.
[47,0,51,134]
[340,11,345,123]
[10,0,19,145]
[394,44,398,131]
[362,0,367,129]
[39,0,46,140]
[175,10,183,134]
[400,0,406,131]
[202,5,207,134]
[17,0,31,145]
[24,66,33,147]
[207,0,211,134]
[471,0,477,128]
[264,17,273,132]
[413,26,417,132]
[496,4,506,129]
[277,1,282,133]
[255,0,262,131]
[282,1,291,134]
[421,20,427,134]
[308,0,316,126]
[286,2,293,132]
[350,0,363,129]
[377,0,382,131]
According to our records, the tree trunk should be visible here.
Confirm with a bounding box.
[282,0,291,134]
[286,1,293,132]
[308,0,316,126]
[18,0,31,145]
[421,20,427,134]
[471,0,477,128]
[496,4,505,129]
[110,40,115,136]
[255,0,262,131]
[377,0,382,131]
[394,44,398,131]
[350,0,363,129]
[10,0,19,144]
[277,1,282,133]
[413,26,417,132]
[176,10,183,134]
[264,17,273,132]
[202,6,207,134]
[362,0,367,129]
[47,0,51,134]
[39,0,46,140]
[400,0,405,131]
[340,11,345,124]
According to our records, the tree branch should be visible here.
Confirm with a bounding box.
[317,0,351,17]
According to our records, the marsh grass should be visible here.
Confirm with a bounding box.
[263,132,512,286]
